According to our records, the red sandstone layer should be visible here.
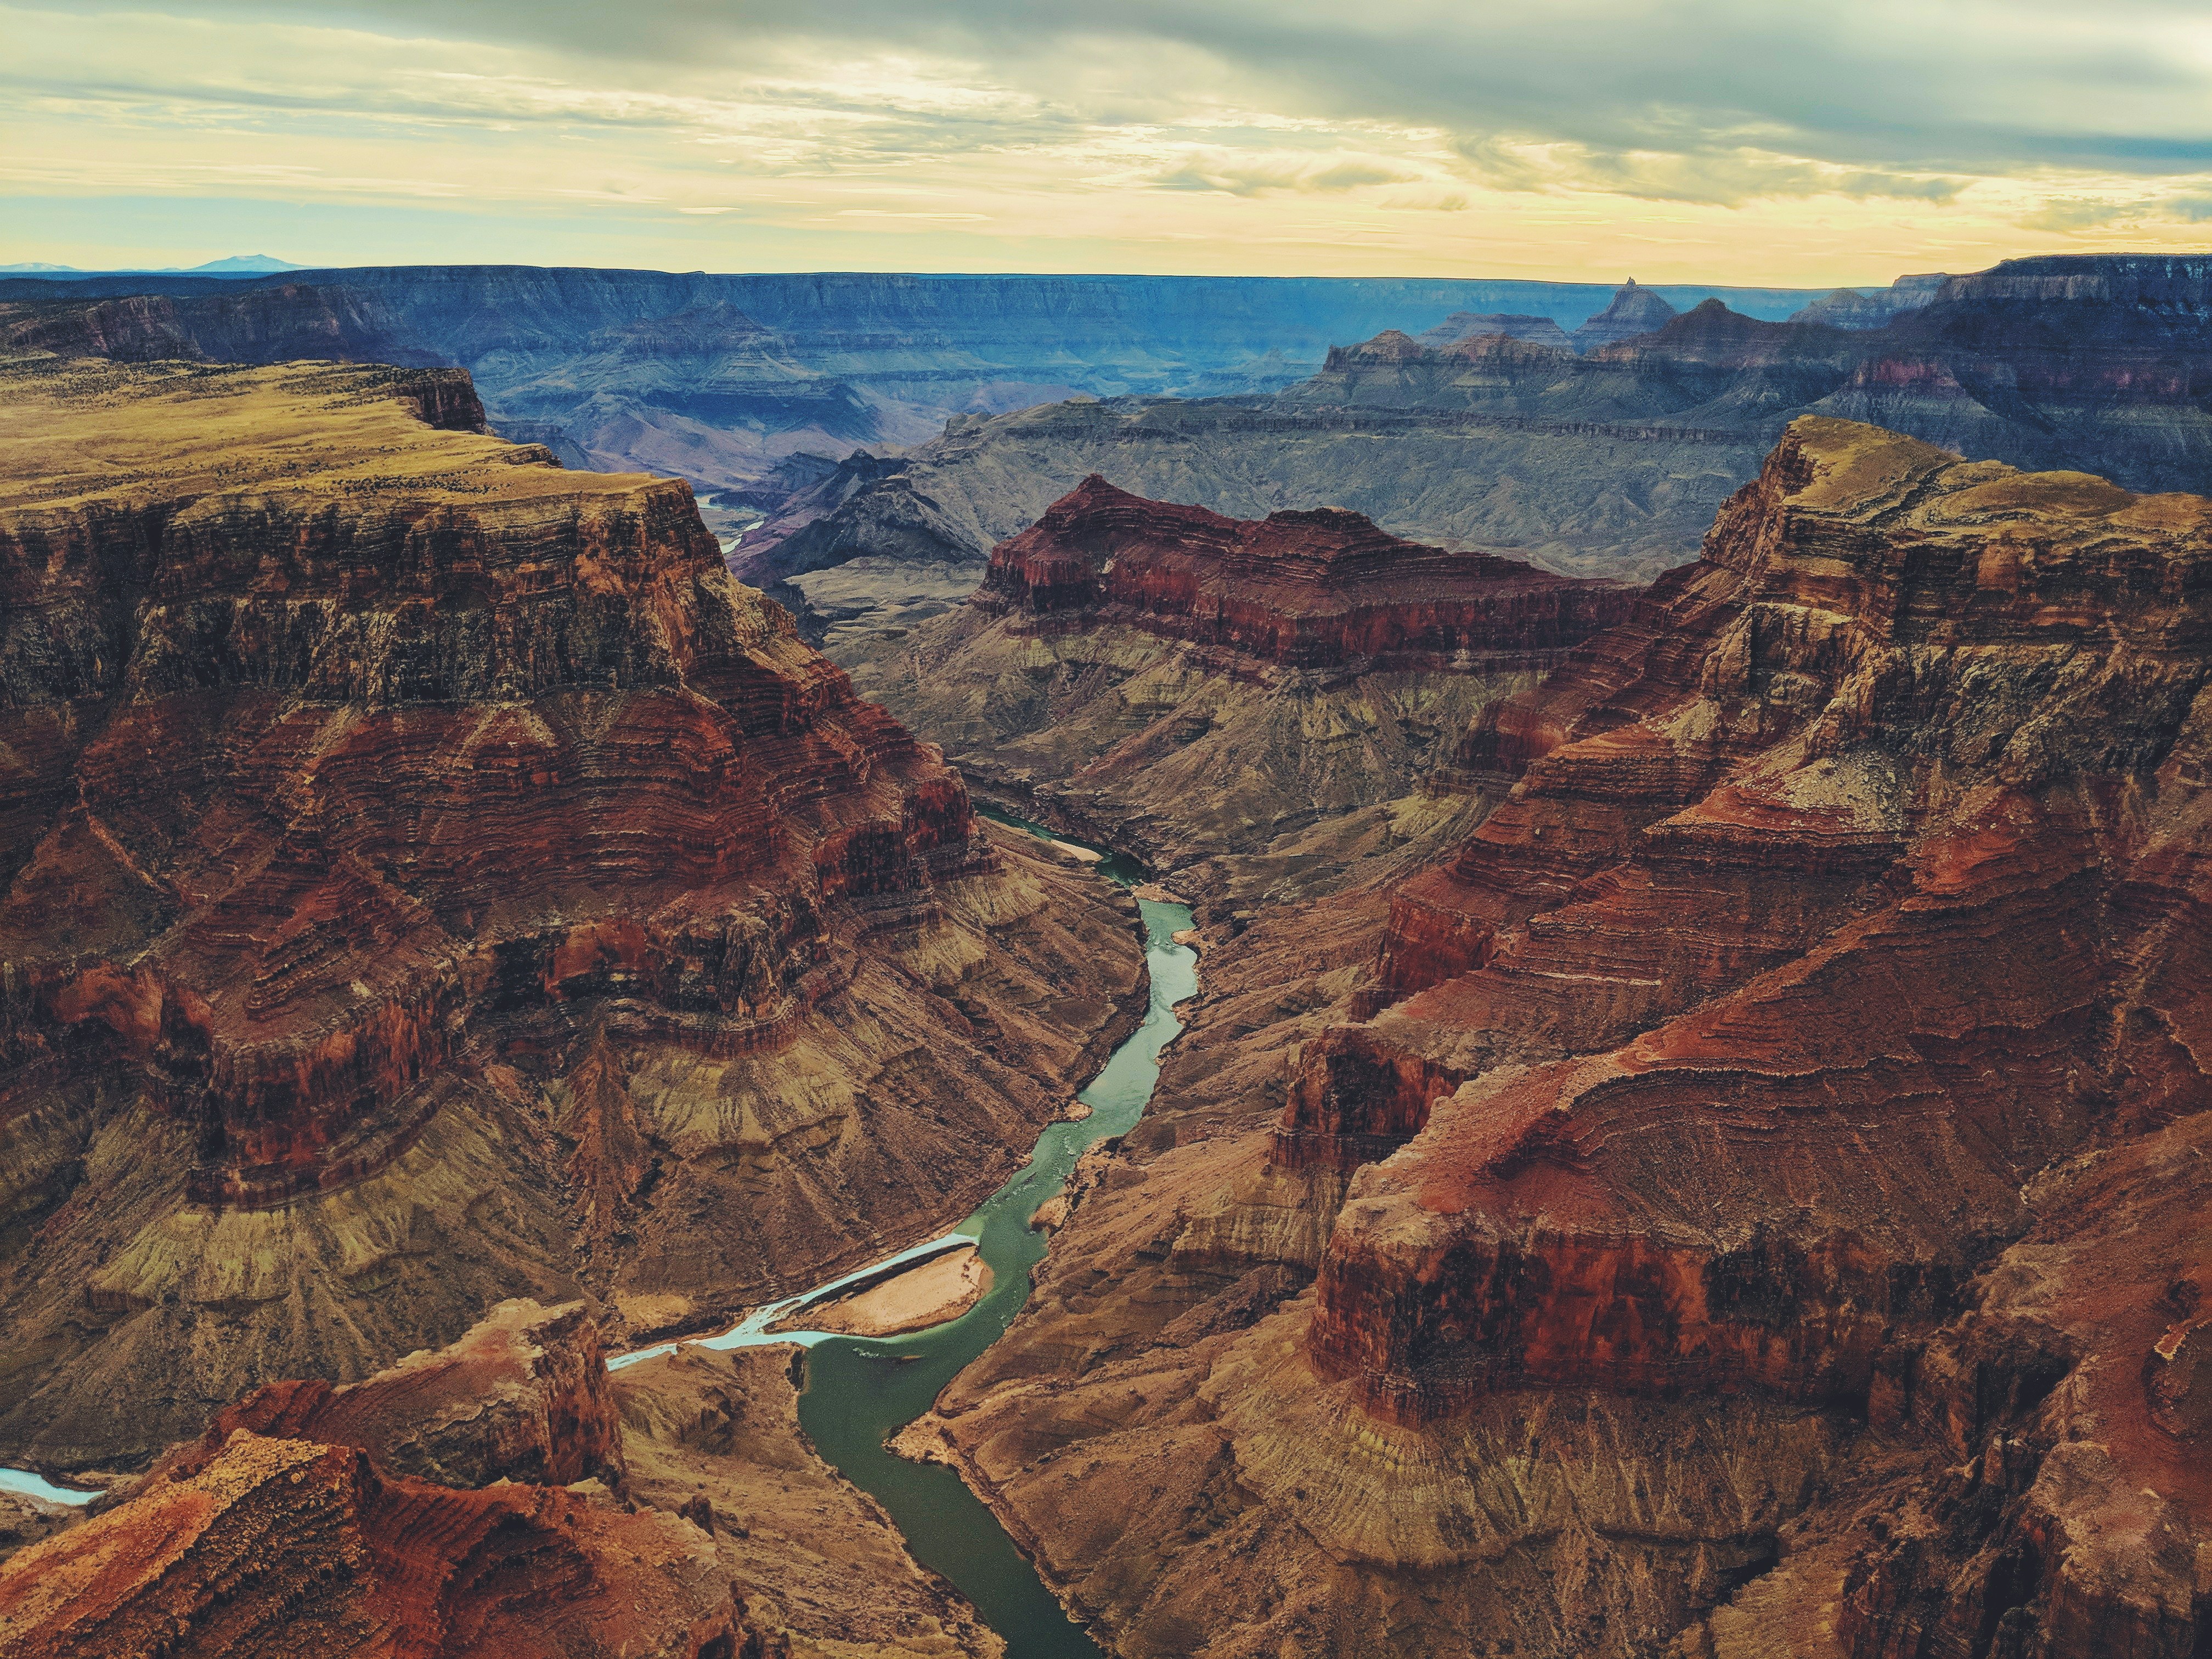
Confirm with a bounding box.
[0,357,1147,1470]
[1294,418,2212,1431]
[970,475,1639,671]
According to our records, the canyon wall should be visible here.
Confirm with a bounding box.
[852,477,1638,906]
[744,254,2212,645]
[0,268,1824,499]
[0,354,1146,1471]
[902,417,2212,1659]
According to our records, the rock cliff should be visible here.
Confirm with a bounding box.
[754,254,2212,649]
[901,417,2212,1658]
[0,1297,1003,1657]
[0,356,1146,1470]
[853,478,1638,905]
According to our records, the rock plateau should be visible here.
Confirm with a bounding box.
[855,477,1640,908]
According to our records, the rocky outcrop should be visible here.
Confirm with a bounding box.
[1415,312,1577,351]
[1572,279,1681,351]
[0,356,1147,1470]
[856,479,1636,901]
[0,1431,762,1659]
[904,417,2212,1658]
[973,476,1639,669]
[172,1298,625,1491]
[0,1296,1001,1658]
[1313,416,2210,1419]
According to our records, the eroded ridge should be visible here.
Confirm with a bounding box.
[0,358,1146,1468]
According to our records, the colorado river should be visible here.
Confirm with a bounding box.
[615,811,1195,1655]
[2,814,1192,1651]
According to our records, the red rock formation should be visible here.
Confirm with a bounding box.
[1299,417,2212,1433]
[973,475,1639,672]
[0,1432,764,1659]
[0,1302,785,1658]
[0,357,1147,1468]
[173,1298,625,1491]
[1,357,977,1212]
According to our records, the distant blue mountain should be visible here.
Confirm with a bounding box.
[0,253,303,276]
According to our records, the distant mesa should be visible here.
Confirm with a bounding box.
[1790,270,1950,328]
[975,473,1641,670]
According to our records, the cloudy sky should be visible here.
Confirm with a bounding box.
[7,0,2212,281]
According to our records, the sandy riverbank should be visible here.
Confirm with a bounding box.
[769,1244,994,1339]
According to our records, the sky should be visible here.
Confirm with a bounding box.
[5,0,2212,284]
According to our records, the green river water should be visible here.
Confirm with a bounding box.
[607,811,1195,1655]
[795,813,1194,1655]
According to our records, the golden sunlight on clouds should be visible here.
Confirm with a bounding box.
[4,0,2210,277]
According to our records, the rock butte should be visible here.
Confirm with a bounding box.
[859,476,1639,905]
[0,356,1145,1470]
[905,416,2212,1659]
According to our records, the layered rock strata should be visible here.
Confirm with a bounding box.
[904,417,2212,1658]
[856,478,1637,904]
[0,356,1146,1470]
[758,254,2212,648]
[0,1297,1005,1657]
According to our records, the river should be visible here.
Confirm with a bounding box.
[11,815,1193,1653]
[614,810,1195,1655]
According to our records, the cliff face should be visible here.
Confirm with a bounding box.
[759,254,2212,654]
[0,1300,764,1659]
[1316,415,2210,1419]
[903,418,2212,1659]
[973,475,1638,670]
[0,356,1146,1469]
[855,479,1638,902]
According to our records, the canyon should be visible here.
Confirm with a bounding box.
[889,416,2212,1659]
[0,269,1825,501]
[0,353,1146,1476]
[742,253,2212,644]
[5,253,2211,1659]
[852,476,1639,910]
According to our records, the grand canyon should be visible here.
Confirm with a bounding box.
[5,29,2212,1647]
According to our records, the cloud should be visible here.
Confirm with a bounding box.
[1149,150,1417,196]
[7,0,2212,276]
